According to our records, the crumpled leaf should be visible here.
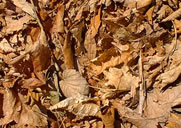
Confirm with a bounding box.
[3,14,32,34]
[49,95,99,118]
[0,38,15,53]
[100,107,115,128]
[12,0,36,18]
[0,89,47,126]
[59,69,89,97]
[104,66,139,91]
[162,8,181,22]
[157,63,181,89]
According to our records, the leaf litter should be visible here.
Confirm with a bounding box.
[1,0,181,127]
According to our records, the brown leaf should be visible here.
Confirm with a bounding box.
[103,66,139,91]
[162,8,181,22]
[89,56,123,75]
[0,89,47,126]
[90,8,101,38]
[145,6,154,24]
[12,0,36,18]
[84,29,97,60]
[100,107,115,128]
[136,0,153,9]
[3,14,32,34]
[49,96,99,118]
[63,32,74,69]
[51,5,64,33]
[59,69,89,97]
[157,5,173,21]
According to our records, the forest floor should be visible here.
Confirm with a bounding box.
[0,0,181,128]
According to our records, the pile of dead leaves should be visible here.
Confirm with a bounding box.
[1,0,181,127]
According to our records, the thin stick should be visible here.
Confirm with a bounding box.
[138,49,146,115]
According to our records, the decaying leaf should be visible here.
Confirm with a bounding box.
[59,69,89,97]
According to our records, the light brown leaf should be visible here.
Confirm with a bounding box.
[12,0,36,18]
[51,5,64,33]
[63,32,74,69]
[157,5,173,21]
[59,69,89,97]
[3,14,32,34]
[100,107,115,128]
[136,0,153,9]
[145,6,154,24]
[49,96,99,118]
[104,67,139,91]
[84,29,97,60]
[0,89,47,126]
[162,8,181,22]
[90,8,101,38]
[89,56,123,75]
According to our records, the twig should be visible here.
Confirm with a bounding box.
[138,49,146,115]
[171,20,177,55]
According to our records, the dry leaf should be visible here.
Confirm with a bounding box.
[3,14,32,34]
[136,0,153,9]
[157,63,181,89]
[157,5,173,21]
[49,96,99,117]
[100,107,115,128]
[90,8,101,38]
[89,56,123,75]
[59,69,89,97]
[162,8,181,22]
[104,67,139,91]
[84,29,97,60]
[51,5,64,33]
[63,32,74,69]
[0,89,47,126]
[12,0,36,18]
[145,6,154,24]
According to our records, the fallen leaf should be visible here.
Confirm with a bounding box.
[162,8,181,22]
[103,66,139,91]
[0,89,47,126]
[59,69,89,97]
[12,0,36,18]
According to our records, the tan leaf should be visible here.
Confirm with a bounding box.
[89,56,123,75]
[136,0,153,9]
[100,107,115,128]
[173,19,181,34]
[59,69,89,97]
[84,29,97,60]
[0,38,15,53]
[0,89,47,126]
[63,32,74,69]
[51,5,64,33]
[3,14,32,33]
[145,6,154,24]
[12,0,36,18]
[90,8,101,37]
[167,113,181,128]
[162,8,181,22]
[157,5,173,21]
[49,96,99,118]
[157,63,181,89]
[104,67,139,91]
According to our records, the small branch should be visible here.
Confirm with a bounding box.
[138,49,146,115]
